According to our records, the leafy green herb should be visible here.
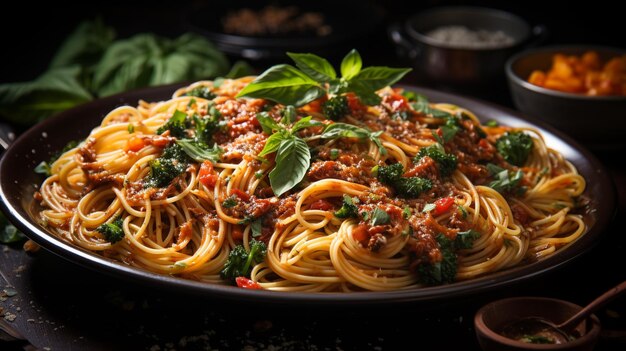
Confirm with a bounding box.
[220,239,267,283]
[486,163,524,194]
[256,114,323,196]
[321,122,386,155]
[0,213,25,244]
[496,131,534,166]
[410,94,452,119]
[157,110,187,138]
[415,143,458,177]
[335,195,359,218]
[377,163,432,197]
[237,49,411,107]
[370,207,390,226]
[250,219,263,238]
[457,205,468,219]
[34,139,81,176]
[402,206,411,219]
[222,196,238,209]
[127,124,135,133]
[184,86,215,100]
[0,67,93,126]
[329,149,340,160]
[254,171,264,179]
[485,120,499,127]
[175,140,222,163]
[455,229,480,249]
[96,216,124,243]
[93,33,229,97]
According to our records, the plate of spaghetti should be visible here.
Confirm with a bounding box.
[0,51,614,304]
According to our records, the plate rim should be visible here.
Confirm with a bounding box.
[0,83,616,305]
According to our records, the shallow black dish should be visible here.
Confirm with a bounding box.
[506,45,626,148]
[0,83,615,305]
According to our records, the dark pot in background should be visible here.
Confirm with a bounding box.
[389,6,545,93]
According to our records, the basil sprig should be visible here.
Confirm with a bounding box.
[320,122,387,155]
[236,49,411,107]
[257,112,323,196]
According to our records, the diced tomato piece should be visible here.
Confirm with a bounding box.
[198,161,218,188]
[235,277,262,290]
[346,93,366,113]
[231,224,243,241]
[352,224,369,244]
[309,199,334,211]
[125,136,146,152]
[231,189,251,202]
[433,197,455,216]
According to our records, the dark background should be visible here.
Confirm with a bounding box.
[0,0,623,83]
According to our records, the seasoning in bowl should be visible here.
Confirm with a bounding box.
[425,25,515,49]
[528,51,626,96]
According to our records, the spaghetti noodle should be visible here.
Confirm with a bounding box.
[35,77,586,292]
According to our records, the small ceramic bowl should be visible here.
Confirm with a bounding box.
[474,297,601,351]
[505,45,626,148]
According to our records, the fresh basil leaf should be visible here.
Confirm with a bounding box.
[50,19,115,73]
[269,136,311,196]
[369,130,387,155]
[175,139,223,163]
[351,66,412,92]
[287,52,336,82]
[321,123,371,139]
[256,112,281,135]
[251,218,263,238]
[455,229,480,249]
[440,125,458,142]
[411,94,453,119]
[370,207,390,226]
[346,80,382,105]
[291,116,323,133]
[281,105,297,124]
[93,33,229,96]
[0,67,92,126]
[258,131,289,157]
[340,49,363,80]
[236,64,325,106]
[321,123,386,154]
[224,60,255,79]
[0,213,26,244]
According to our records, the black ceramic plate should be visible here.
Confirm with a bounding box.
[0,83,615,305]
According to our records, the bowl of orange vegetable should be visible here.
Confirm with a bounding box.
[506,45,626,147]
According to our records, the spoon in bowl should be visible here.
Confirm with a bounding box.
[500,280,626,344]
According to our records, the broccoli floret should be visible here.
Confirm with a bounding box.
[335,195,358,218]
[377,163,432,198]
[144,144,191,188]
[184,86,216,100]
[96,217,124,243]
[417,230,480,285]
[418,234,458,285]
[220,239,268,283]
[377,163,404,184]
[157,110,188,138]
[322,95,350,120]
[193,106,226,144]
[496,131,534,166]
[415,143,458,177]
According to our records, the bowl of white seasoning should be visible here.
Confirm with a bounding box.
[389,6,546,89]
